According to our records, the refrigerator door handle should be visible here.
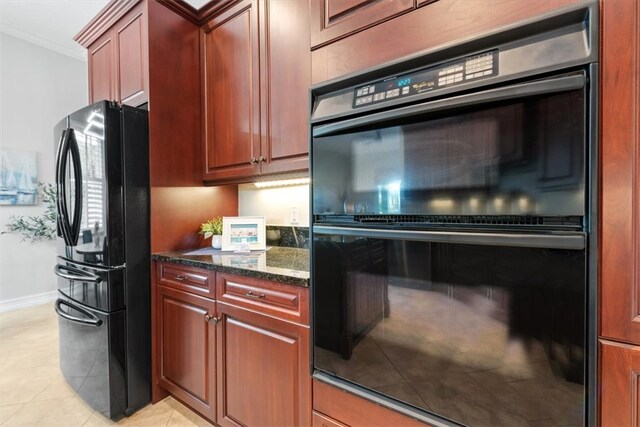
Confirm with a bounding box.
[54,129,66,239]
[55,298,103,327]
[67,129,83,246]
[54,264,102,283]
[55,128,73,246]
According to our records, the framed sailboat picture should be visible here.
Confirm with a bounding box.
[0,148,37,205]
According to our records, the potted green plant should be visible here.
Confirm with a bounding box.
[199,217,223,249]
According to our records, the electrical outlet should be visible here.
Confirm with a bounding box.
[290,206,299,224]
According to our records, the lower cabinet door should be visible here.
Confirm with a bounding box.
[216,302,311,427]
[600,340,640,426]
[156,285,216,422]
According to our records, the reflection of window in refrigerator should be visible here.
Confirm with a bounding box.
[76,132,105,230]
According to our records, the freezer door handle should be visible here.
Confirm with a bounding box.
[54,298,103,327]
[54,264,102,283]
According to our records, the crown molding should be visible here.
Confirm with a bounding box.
[0,24,87,61]
[74,0,141,47]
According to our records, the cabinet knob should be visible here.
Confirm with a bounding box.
[174,274,187,281]
[258,156,266,163]
[204,313,220,324]
[249,157,258,165]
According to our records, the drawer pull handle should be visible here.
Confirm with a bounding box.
[174,274,187,281]
[245,291,265,299]
[204,313,220,324]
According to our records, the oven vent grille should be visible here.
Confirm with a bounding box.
[315,214,583,228]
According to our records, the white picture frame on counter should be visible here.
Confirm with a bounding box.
[221,216,266,252]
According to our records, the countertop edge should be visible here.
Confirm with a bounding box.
[152,252,310,288]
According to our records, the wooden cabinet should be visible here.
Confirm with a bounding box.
[86,2,148,106]
[88,30,115,103]
[600,340,640,426]
[600,0,640,346]
[599,0,640,423]
[202,0,310,183]
[310,0,580,84]
[114,4,148,106]
[156,284,216,421]
[216,301,311,427]
[313,379,428,427]
[78,1,239,255]
[310,0,415,49]
[154,262,311,425]
[201,0,261,181]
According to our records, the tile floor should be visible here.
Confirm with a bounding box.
[0,303,213,426]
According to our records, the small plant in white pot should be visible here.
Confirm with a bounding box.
[199,217,223,249]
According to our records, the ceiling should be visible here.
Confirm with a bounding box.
[0,0,110,61]
[182,0,210,9]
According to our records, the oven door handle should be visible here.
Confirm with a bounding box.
[312,225,585,250]
[312,73,585,137]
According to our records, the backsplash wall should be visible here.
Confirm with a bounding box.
[238,183,310,226]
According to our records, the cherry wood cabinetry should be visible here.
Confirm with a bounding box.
[599,0,640,346]
[156,285,216,421]
[86,1,148,106]
[216,301,311,427]
[313,380,429,427]
[310,0,415,49]
[201,0,260,181]
[311,0,580,84]
[600,340,640,426]
[154,262,311,425]
[201,0,310,183]
[77,1,238,255]
[88,30,115,103]
[599,0,640,423]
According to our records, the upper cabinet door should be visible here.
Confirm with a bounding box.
[88,31,115,103]
[259,0,310,175]
[310,0,415,49]
[202,0,261,182]
[115,2,148,107]
[600,0,640,345]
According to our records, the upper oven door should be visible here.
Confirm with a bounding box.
[312,72,588,220]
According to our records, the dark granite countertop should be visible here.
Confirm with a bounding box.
[152,246,309,287]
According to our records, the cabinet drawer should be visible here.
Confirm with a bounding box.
[313,411,348,427]
[157,262,215,299]
[216,273,309,325]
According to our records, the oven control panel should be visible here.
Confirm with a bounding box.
[353,49,499,108]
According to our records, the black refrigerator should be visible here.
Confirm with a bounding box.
[53,101,150,420]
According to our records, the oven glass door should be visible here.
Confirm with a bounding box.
[313,230,586,426]
[312,73,587,220]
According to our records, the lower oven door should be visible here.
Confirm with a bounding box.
[312,226,587,426]
[55,293,126,420]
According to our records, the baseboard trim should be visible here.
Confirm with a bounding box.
[0,290,58,313]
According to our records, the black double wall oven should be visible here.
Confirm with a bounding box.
[310,3,598,426]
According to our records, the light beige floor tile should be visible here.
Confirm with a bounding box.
[31,377,78,401]
[0,404,22,424]
[82,411,117,427]
[0,376,52,406]
[117,401,173,426]
[165,398,213,427]
[4,396,93,426]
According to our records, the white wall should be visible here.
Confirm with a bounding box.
[238,184,310,226]
[0,33,87,307]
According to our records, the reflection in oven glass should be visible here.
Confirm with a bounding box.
[314,238,585,426]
